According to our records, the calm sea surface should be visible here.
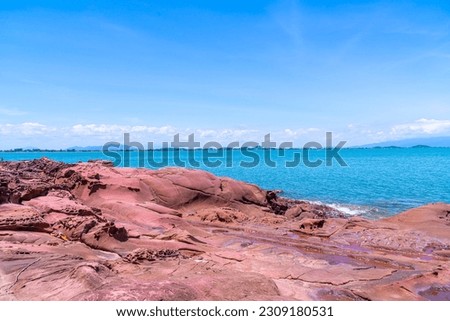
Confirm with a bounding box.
[1,148,449,218]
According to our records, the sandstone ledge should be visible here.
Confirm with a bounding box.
[0,158,449,301]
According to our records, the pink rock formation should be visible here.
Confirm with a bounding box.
[0,158,449,301]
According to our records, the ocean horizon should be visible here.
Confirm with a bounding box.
[2,147,449,218]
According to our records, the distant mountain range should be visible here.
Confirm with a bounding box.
[67,145,132,151]
[356,136,450,148]
[67,146,104,151]
[72,136,450,150]
[3,136,450,152]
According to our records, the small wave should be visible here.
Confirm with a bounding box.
[308,200,382,218]
[326,203,369,216]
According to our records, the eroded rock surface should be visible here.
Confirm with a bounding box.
[0,158,449,301]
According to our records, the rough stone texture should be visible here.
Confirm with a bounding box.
[0,158,449,301]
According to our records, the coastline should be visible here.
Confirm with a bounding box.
[1,148,449,217]
[0,158,449,301]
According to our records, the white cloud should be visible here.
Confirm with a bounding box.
[282,127,320,138]
[70,124,177,137]
[71,124,125,135]
[68,125,322,144]
[195,129,216,137]
[0,122,338,148]
[214,129,260,139]
[156,126,177,135]
[391,118,450,136]
[175,128,261,142]
[0,122,53,136]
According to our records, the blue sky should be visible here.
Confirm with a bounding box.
[1,0,450,148]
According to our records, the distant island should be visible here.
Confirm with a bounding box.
[355,136,450,148]
[1,136,450,152]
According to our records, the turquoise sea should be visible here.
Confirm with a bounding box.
[1,148,449,218]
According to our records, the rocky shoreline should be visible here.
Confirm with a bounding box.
[0,158,449,300]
